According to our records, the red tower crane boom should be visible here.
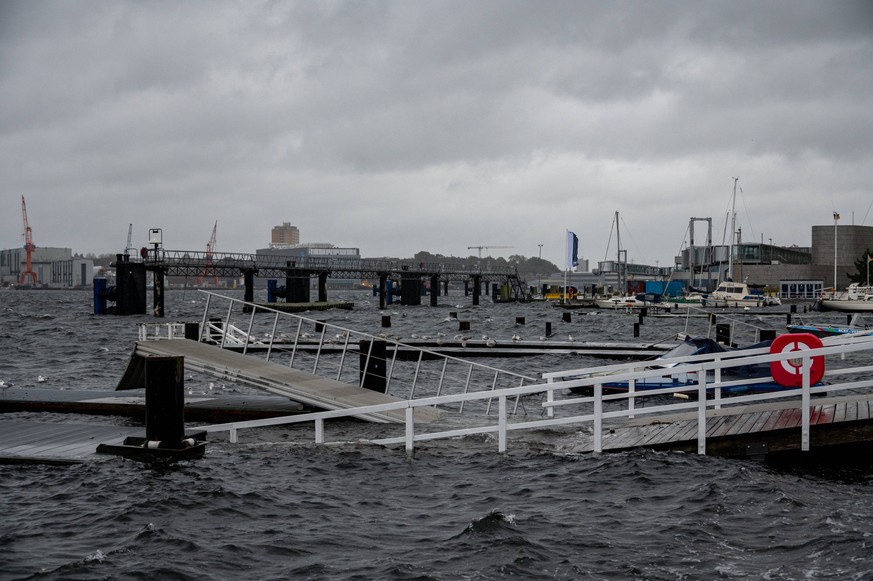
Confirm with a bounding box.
[19,195,38,286]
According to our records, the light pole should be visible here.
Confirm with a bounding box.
[833,212,840,292]
[538,243,543,259]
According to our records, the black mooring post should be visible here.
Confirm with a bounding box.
[144,356,185,445]
[153,267,165,318]
[430,274,439,307]
[359,339,387,392]
[472,275,481,306]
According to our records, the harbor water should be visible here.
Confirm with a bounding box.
[3,289,873,580]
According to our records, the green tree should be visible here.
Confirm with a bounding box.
[847,249,873,285]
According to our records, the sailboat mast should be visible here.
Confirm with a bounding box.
[728,177,738,280]
[615,211,623,294]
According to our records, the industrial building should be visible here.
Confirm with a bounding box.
[0,247,94,288]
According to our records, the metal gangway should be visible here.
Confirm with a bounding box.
[137,291,539,422]
[194,329,873,456]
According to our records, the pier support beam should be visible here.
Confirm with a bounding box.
[152,267,166,318]
[242,268,255,312]
[430,274,440,307]
[378,273,388,310]
[285,264,310,303]
[318,272,329,302]
[472,275,481,306]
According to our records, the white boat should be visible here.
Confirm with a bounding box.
[818,283,873,312]
[595,295,646,309]
[702,280,765,308]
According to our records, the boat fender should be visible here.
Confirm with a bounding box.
[146,440,162,449]
[769,333,825,387]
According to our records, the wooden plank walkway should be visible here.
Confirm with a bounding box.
[0,388,308,422]
[570,393,873,457]
[0,420,139,464]
[132,339,440,425]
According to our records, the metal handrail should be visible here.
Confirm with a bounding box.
[197,333,873,455]
[142,291,538,413]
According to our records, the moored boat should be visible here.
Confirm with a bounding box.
[817,283,873,313]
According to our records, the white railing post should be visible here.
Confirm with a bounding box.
[230,427,238,444]
[594,383,603,453]
[546,377,554,418]
[697,366,707,455]
[498,396,507,453]
[405,407,415,454]
[315,418,324,444]
[801,355,811,451]
[628,376,636,419]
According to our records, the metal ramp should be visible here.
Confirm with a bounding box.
[126,339,440,425]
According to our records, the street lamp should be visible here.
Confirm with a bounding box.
[538,243,543,259]
[833,212,840,292]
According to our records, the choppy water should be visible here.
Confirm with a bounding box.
[3,289,873,580]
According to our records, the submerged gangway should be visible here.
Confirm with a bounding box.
[196,331,873,458]
[133,291,538,424]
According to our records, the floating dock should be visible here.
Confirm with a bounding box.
[130,338,440,425]
[570,393,873,459]
[0,388,308,422]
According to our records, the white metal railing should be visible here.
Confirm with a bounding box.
[138,291,538,413]
[196,331,873,454]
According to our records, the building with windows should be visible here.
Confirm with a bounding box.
[0,246,94,288]
[270,222,300,248]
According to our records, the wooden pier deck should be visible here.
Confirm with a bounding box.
[568,393,873,458]
[131,339,440,425]
[0,420,140,464]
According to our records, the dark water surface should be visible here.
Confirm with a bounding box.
[2,289,873,580]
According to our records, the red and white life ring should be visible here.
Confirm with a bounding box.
[769,333,825,387]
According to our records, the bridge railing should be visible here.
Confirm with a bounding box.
[143,249,519,277]
[139,290,538,415]
[196,331,873,454]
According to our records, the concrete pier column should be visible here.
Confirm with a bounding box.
[152,267,166,318]
[318,272,328,302]
[378,273,388,310]
[430,274,440,307]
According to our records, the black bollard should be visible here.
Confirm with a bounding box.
[562,312,571,323]
[459,321,470,331]
[787,313,792,325]
[359,340,387,393]
[633,322,640,337]
[516,316,525,325]
[144,356,185,446]
[545,322,552,337]
[315,320,326,333]
[716,323,731,345]
[381,315,391,328]
[184,322,200,341]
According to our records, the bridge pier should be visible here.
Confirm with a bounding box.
[472,275,481,306]
[430,274,439,307]
[378,273,388,310]
[285,263,310,303]
[318,272,328,302]
[152,267,166,318]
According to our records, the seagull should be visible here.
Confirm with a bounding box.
[568,334,576,342]
[37,375,47,383]
[486,338,497,348]
[511,334,521,342]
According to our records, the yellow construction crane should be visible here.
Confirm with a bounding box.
[467,245,514,259]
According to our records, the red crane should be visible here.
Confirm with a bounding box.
[19,195,37,286]
[199,221,218,286]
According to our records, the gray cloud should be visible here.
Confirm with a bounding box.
[2,0,872,269]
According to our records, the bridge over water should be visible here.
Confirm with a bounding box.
[107,248,529,316]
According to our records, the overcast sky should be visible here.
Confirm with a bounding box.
[2,1,872,269]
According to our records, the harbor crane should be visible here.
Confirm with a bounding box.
[199,220,218,286]
[19,195,37,286]
[124,224,136,257]
[467,245,514,259]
